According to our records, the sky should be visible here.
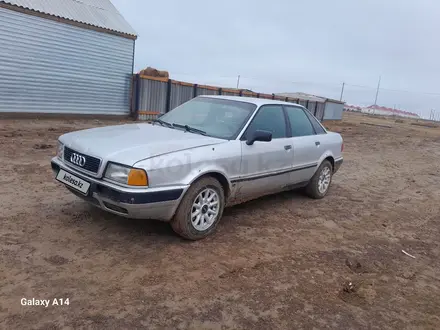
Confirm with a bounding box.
[112,0,440,119]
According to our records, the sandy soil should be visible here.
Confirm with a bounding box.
[1,113,440,329]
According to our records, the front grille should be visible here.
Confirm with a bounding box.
[64,146,101,174]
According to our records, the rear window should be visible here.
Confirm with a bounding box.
[284,106,315,137]
[303,109,327,134]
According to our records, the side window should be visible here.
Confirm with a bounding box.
[284,106,315,137]
[303,109,327,134]
[244,105,286,139]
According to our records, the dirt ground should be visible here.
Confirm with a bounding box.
[1,113,440,329]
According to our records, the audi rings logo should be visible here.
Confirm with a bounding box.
[70,153,86,167]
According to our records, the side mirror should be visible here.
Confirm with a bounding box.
[246,130,272,145]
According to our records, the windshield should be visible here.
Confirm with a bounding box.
[159,97,257,139]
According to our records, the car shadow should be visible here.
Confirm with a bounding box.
[71,188,309,241]
[221,188,309,223]
[86,206,178,240]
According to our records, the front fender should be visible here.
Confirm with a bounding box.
[134,141,241,190]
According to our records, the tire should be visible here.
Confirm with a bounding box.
[305,160,333,199]
[171,177,225,240]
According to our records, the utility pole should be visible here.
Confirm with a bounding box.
[372,76,381,116]
[339,82,345,101]
[236,75,240,89]
[374,76,381,106]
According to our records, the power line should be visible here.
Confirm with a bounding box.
[344,83,375,89]
[170,71,440,96]
[171,71,342,87]
[376,88,440,96]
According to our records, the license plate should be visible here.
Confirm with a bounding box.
[56,169,90,195]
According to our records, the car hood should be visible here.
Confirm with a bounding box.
[59,123,226,166]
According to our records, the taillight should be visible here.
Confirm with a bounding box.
[341,143,344,152]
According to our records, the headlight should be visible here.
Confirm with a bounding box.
[105,163,148,186]
[57,141,64,159]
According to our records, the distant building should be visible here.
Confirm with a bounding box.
[344,104,419,118]
[344,104,363,112]
[0,0,136,115]
[363,105,419,119]
[277,92,345,121]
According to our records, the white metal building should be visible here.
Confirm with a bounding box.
[322,98,345,121]
[276,92,345,121]
[0,0,136,115]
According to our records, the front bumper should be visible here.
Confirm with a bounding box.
[51,157,189,221]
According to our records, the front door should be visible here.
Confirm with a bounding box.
[234,105,294,200]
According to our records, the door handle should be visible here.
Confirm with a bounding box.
[284,145,292,150]
[315,141,320,146]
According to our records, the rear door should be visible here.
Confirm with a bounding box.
[235,105,294,199]
[284,106,326,184]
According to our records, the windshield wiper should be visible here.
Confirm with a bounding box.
[172,123,207,136]
[152,118,174,128]
[153,119,208,136]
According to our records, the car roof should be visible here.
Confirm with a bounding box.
[197,95,306,107]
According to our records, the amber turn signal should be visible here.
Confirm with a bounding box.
[127,169,148,186]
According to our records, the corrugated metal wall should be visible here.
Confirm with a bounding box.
[307,101,316,113]
[315,102,326,121]
[0,7,134,114]
[221,91,240,96]
[287,99,300,105]
[138,79,167,113]
[323,101,344,120]
[135,77,330,122]
[170,83,193,110]
[298,100,308,108]
[196,87,220,96]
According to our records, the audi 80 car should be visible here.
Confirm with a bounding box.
[51,96,343,240]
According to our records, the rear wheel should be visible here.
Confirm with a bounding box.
[305,160,333,199]
[171,177,225,240]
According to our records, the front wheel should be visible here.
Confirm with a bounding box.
[171,177,225,240]
[305,160,333,199]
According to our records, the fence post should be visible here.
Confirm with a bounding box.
[129,74,136,120]
[193,84,198,98]
[165,79,172,113]
[314,102,318,116]
[218,88,222,95]
[133,74,141,120]
[306,100,309,109]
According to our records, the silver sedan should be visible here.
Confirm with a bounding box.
[51,96,343,240]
